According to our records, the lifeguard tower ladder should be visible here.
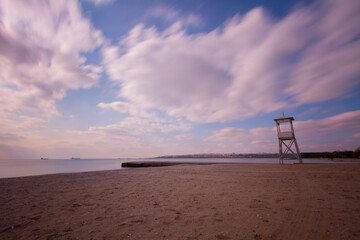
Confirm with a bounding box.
[274,116,302,164]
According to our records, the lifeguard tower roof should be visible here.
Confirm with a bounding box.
[274,116,294,123]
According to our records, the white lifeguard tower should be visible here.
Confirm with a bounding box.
[274,115,302,164]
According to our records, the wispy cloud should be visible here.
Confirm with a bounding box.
[297,107,321,117]
[98,101,154,118]
[353,133,360,138]
[145,5,202,27]
[174,133,193,141]
[146,6,180,21]
[103,0,360,123]
[88,116,191,136]
[205,110,360,152]
[83,0,115,6]
[295,110,360,138]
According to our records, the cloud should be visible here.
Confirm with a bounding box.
[174,133,193,141]
[97,101,193,136]
[88,116,192,136]
[0,116,44,141]
[83,0,115,6]
[43,115,193,158]
[297,107,321,117]
[103,0,360,123]
[353,133,360,138]
[98,101,132,113]
[146,6,180,21]
[294,110,360,138]
[98,101,156,118]
[97,100,193,147]
[0,115,52,158]
[145,5,202,27]
[205,110,360,152]
[204,127,275,143]
[0,0,104,116]
[0,113,168,158]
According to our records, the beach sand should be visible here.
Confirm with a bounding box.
[1,163,360,240]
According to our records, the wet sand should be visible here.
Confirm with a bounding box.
[1,163,360,240]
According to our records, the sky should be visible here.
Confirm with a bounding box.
[0,0,359,159]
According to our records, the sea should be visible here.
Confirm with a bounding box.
[0,158,353,179]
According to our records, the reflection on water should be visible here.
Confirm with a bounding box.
[0,158,355,178]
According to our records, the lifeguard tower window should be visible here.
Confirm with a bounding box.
[278,122,293,140]
[279,122,291,132]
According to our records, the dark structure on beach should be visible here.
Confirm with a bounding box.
[274,115,302,164]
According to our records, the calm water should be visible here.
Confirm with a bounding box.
[0,158,352,179]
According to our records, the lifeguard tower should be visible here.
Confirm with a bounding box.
[274,115,302,164]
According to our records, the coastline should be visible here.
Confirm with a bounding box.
[2,157,359,179]
[1,163,360,239]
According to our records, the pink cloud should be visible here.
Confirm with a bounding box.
[84,0,115,6]
[88,116,192,136]
[204,127,253,142]
[146,5,202,28]
[0,0,104,116]
[146,6,180,22]
[353,133,360,138]
[297,107,321,117]
[98,101,157,118]
[174,134,193,141]
[98,101,132,114]
[205,110,360,152]
[294,110,360,138]
[103,0,360,123]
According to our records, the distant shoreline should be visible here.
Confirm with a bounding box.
[156,151,360,159]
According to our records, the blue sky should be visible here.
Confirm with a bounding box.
[0,0,359,159]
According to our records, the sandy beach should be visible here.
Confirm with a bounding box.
[1,163,360,240]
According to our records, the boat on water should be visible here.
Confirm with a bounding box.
[71,158,81,160]
[40,158,48,160]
